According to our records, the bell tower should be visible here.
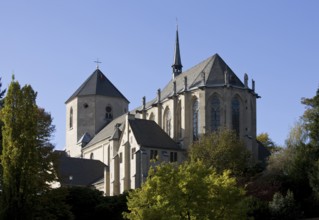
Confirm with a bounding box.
[65,68,129,157]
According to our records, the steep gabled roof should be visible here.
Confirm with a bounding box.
[84,114,126,148]
[55,153,107,187]
[129,118,180,150]
[135,53,246,111]
[66,69,129,103]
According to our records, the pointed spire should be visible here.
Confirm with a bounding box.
[172,24,183,78]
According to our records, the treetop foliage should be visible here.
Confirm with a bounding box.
[0,77,5,107]
[188,128,251,176]
[301,87,319,145]
[257,132,280,153]
[124,160,249,220]
[0,79,56,219]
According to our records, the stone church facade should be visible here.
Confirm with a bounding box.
[64,29,259,195]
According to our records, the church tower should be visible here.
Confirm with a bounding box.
[65,68,129,157]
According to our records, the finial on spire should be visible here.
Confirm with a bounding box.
[94,58,102,69]
[176,17,178,30]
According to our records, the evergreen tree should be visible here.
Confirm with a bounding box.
[0,77,5,107]
[0,77,6,153]
[0,79,56,220]
[301,87,319,146]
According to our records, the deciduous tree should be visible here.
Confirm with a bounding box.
[188,128,251,176]
[257,132,280,153]
[124,161,249,220]
[0,79,56,220]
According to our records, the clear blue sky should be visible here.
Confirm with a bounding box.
[1,1,318,150]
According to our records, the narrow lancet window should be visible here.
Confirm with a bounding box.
[163,108,172,136]
[69,107,73,129]
[211,96,220,131]
[232,97,240,136]
[192,98,199,140]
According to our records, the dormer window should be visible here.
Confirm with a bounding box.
[105,105,113,120]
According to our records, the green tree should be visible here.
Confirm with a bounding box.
[301,87,319,203]
[124,161,249,220]
[0,79,56,220]
[34,188,73,220]
[257,132,280,153]
[264,121,319,217]
[188,128,251,176]
[301,87,319,145]
[0,77,5,108]
[0,77,6,153]
[268,190,300,220]
[248,87,319,218]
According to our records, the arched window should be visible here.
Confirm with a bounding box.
[211,95,220,131]
[176,101,182,138]
[149,112,155,121]
[105,105,113,121]
[90,152,94,159]
[232,96,240,136]
[69,107,73,129]
[163,108,172,136]
[192,98,200,141]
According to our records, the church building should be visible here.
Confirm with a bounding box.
[62,28,260,195]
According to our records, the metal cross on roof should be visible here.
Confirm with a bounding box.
[94,59,102,69]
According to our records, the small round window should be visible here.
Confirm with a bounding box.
[105,105,113,120]
[106,106,112,113]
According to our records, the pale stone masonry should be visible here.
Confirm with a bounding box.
[63,29,260,195]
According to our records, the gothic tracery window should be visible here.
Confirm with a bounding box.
[211,95,220,131]
[232,96,240,136]
[192,98,200,141]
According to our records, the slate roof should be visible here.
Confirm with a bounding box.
[84,114,126,147]
[55,152,107,187]
[129,118,180,150]
[135,53,247,111]
[65,68,129,103]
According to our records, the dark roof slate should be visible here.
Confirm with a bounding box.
[55,154,107,187]
[85,114,126,147]
[66,69,129,103]
[134,53,246,111]
[129,118,180,150]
